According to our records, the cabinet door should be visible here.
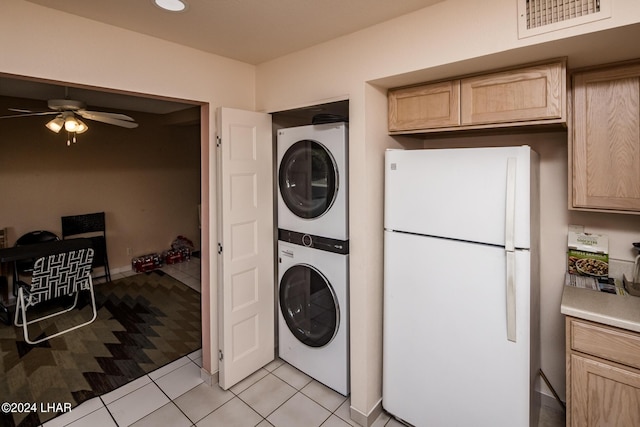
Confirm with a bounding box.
[461,62,565,125]
[388,80,460,131]
[572,63,640,212]
[570,354,640,427]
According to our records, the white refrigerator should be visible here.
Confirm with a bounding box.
[382,146,540,427]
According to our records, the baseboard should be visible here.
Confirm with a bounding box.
[111,265,134,275]
[350,398,383,427]
[200,367,218,386]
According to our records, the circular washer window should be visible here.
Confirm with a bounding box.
[279,140,338,219]
[279,264,339,348]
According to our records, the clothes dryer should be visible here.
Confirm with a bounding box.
[277,123,348,241]
[277,239,349,395]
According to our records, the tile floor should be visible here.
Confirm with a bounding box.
[40,257,565,427]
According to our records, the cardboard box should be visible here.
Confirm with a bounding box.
[567,226,609,280]
[132,253,163,273]
[163,247,191,265]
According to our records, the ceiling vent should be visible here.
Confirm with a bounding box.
[518,0,611,38]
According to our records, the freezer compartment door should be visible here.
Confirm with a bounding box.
[382,230,533,427]
[384,146,534,249]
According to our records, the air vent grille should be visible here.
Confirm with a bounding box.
[518,0,610,38]
[526,0,600,29]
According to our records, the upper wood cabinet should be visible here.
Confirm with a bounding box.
[570,61,640,213]
[388,59,566,134]
[460,62,565,125]
[388,80,460,131]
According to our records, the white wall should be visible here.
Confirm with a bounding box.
[0,0,257,378]
[256,0,640,420]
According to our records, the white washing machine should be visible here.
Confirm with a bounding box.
[277,239,349,395]
[277,123,348,241]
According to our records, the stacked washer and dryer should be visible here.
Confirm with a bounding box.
[276,122,350,396]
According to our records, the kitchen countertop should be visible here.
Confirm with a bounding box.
[561,285,640,333]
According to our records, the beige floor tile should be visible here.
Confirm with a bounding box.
[100,375,152,404]
[334,399,358,426]
[174,382,234,423]
[301,380,348,412]
[272,363,312,390]
[385,417,406,427]
[370,411,391,427]
[66,407,117,427]
[229,368,269,394]
[130,402,192,427]
[264,358,284,372]
[239,374,297,417]
[148,355,191,380]
[196,397,262,427]
[42,397,104,427]
[106,382,170,426]
[266,392,331,427]
[321,415,352,427]
[154,360,204,399]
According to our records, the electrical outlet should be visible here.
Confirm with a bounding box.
[126,247,132,256]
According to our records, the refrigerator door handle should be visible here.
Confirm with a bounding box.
[505,157,517,252]
[506,250,517,342]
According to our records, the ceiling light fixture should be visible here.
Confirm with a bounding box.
[63,115,88,134]
[153,0,187,12]
[45,116,65,133]
[45,112,89,146]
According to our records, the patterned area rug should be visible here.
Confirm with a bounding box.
[0,270,201,427]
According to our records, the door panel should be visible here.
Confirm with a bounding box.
[383,230,532,426]
[384,146,532,249]
[217,107,274,389]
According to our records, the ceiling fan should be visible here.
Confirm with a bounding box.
[0,98,138,145]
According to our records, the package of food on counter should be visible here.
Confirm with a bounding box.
[565,272,599,290]
[567,227,609,281]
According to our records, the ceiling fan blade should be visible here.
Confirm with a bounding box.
[0,111,59,119]
[78,110,136,122]
[82,114,139,128]
[9,108,41,113]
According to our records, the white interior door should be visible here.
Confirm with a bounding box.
[217,107,274,389]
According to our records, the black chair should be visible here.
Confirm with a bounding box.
[13,230,60,296]
[61,212,111,283]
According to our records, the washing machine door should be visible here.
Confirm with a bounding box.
[279,264,339,348]
[279,140,338,219]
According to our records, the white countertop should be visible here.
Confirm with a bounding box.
[561,285,640,333]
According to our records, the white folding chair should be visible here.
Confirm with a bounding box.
[14,245,96,344]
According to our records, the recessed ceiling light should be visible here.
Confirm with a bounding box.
[154,0,187,12]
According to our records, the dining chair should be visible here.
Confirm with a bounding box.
[13,230,60,296]
[61,212,111,282]
[13,241,96,344]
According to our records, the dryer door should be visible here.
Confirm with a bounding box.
[279,263,339,348]
[278,140,338,219]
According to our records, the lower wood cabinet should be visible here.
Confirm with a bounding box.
[566,317,640,426]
